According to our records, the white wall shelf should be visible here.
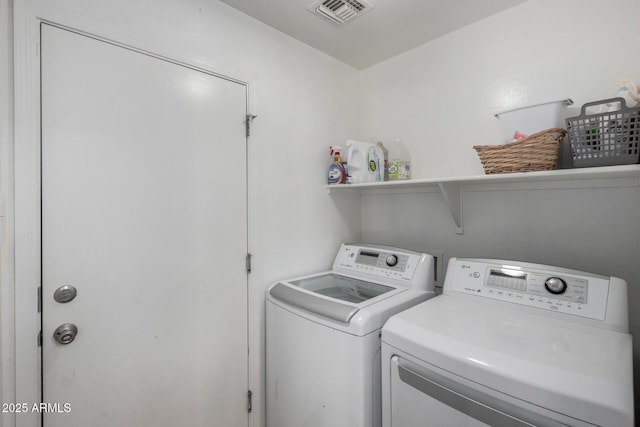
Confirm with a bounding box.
[326,164,640,234]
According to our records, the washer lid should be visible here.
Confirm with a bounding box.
[269,273,397,324]
[268,271,434,336]
[382,295,634,426]
[290,273,394,303]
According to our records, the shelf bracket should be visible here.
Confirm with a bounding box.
[437,182,463,234]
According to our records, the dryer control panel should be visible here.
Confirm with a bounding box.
[446,258,612,321]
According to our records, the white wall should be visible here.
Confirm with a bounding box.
[0,0,14,427]
[357,0,640,415]
[8,1,361,426]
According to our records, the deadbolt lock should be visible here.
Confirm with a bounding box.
[53,285,77,303]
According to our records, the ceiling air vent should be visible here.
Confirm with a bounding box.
[308,0,374,26]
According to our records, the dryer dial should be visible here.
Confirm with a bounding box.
[386,255,399,267]
[544,277,567,294]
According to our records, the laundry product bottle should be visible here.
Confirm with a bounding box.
[328,149,347,184]
[329,145,343,165]
[388,139,411,181]
[346,140,383,183]
[368,144,383,182]
[375,140,389,181]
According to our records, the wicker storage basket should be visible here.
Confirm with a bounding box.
[474,128,567,174]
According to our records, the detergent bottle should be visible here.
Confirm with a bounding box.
[346,140,383,183]
[371,139,389,181]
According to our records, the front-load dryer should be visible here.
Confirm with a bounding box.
[266,243,437,427]
[382,258,634,427]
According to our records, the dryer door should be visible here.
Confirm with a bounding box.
[388,356,594,427]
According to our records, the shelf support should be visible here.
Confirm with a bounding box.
[437,182,463,234]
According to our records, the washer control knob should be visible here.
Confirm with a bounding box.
[544,277,567,294]
[386,255,399,267]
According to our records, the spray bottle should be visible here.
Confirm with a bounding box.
[328,148,348,184]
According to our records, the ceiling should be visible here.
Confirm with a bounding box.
[219,0,527,70]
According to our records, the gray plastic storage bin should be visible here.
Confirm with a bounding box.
[566,97,640,167]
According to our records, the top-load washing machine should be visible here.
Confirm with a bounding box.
[382,258,634,427]
[266,243,437,427]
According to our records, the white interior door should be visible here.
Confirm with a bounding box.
[40,24,249,427]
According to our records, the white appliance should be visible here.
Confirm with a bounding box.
[382,258,634,427]
[266,243,437,427]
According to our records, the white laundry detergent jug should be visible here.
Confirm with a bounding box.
[346,140,383,183]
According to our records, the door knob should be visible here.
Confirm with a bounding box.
[53,323,78,345]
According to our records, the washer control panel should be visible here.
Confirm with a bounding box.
[447,259,610,321]
[332,243,434,289]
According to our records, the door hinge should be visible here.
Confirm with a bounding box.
[245,114,257,138]
[247,390,253,413]
[246,253,252,274]
[37,286,42,313]
[37,330,42,347]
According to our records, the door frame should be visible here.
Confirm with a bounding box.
[9,3,256,426]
